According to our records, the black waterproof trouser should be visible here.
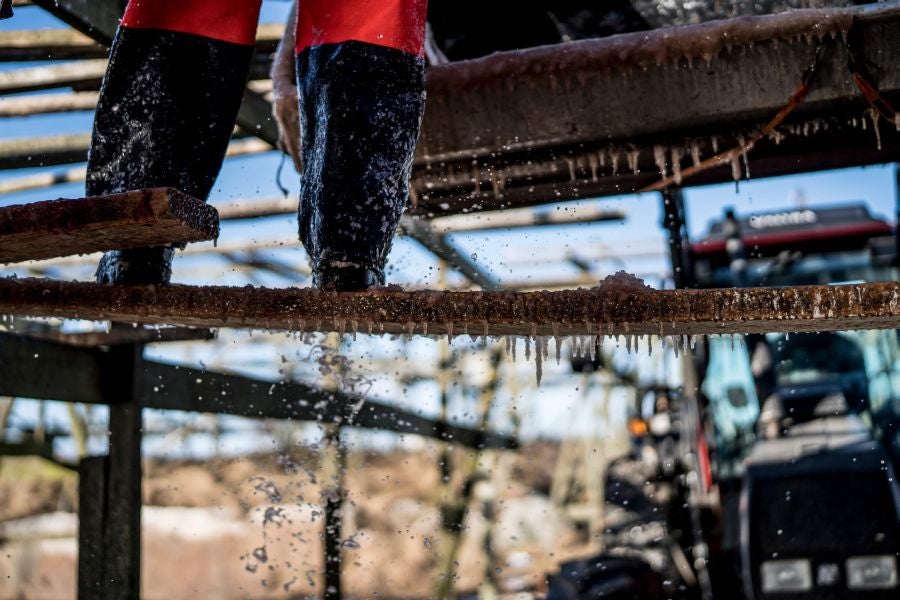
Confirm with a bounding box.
[89,0,427,288]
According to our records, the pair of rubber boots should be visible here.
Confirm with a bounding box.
[90,28,425,291]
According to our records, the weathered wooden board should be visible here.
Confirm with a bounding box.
[0,188,219,264]
[0,277,897,336]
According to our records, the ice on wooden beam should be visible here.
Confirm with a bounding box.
[0,274,897,338]
[0,188,219,263]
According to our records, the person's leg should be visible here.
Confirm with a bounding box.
[90,0,263,284]
[295,0,428,291]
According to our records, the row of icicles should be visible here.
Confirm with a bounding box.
[423,110,897,197]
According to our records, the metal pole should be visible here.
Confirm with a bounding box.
[322,424,344,600]
[660,187,692,289]
[319,332,344,600]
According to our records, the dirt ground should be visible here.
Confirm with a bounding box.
[0,442,596,599]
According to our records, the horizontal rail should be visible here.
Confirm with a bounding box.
[1,277,897,336]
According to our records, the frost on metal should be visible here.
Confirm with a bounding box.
[0,276,897,339]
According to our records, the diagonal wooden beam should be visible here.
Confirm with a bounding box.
[0,332,515,449]
[0,188,219,263]
[0,277,897,337]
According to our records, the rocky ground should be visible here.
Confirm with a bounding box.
[0,442,600,599]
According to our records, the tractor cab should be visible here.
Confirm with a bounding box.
[690,204,900,599]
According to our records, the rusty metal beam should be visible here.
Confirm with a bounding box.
[0,277,896,336]
[409,5,900,214]
[0,188,219,264]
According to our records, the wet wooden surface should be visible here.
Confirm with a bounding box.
[0,188,219,264]
[1,277,897,337]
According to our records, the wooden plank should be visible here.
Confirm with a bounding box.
[0,277,897,336]
[0,188,219,264]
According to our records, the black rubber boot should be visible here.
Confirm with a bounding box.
[88,26,254,284]
[296,41,426,291]
[314,263,382,292]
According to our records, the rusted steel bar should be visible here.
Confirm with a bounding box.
[410,5,900,214]
[0,277,897,336]
[0,188,219,263]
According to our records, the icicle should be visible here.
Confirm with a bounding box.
[737,135,751,180]
[588,153,600,182]
[610,148,621,176]
[336,318,346,338]
[505,334,512,355]
[555,336,562,365]
[672,336,680,358]
[406,321,415,336]
[483,321,489,339]
[627,146,640,175]
[633,335,639,354]
[512,337,518,362]
[446,322,453,344]
[541,335,550,360]
[422,322,429,336]
[730,154,742,183]
[525,336,532,362]
[588,336,596,362]
[573,336,581,358]
[565,157,577,182]
[626,334,632,354]
[648,335,653,357]
[690,334,697,350]
[653,145,668,179]
[366,320,373,335]
[868,108,883,150]
[351,320,358,341]
[682,335,688,355]
[711,136,720,153]
[731,333,736,351]
[671,146,684,185]
[690,140,701,167]
[535,341,544,387]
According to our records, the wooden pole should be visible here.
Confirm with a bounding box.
[101,341,143,598]
[435,346,502,600]
[76,339,143,599]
